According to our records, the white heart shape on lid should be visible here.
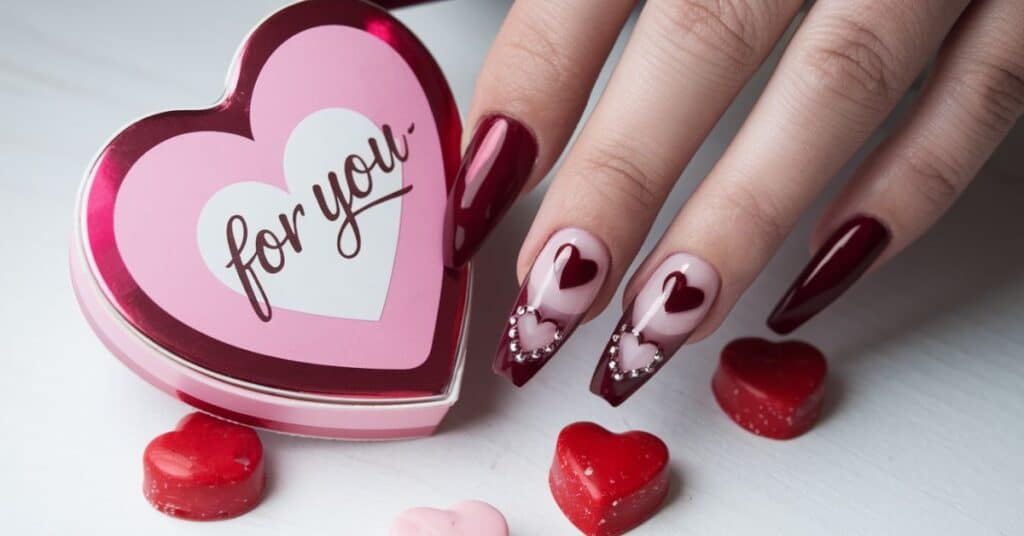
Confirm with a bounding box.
[197,108,401,321]
[517,312,559,352]
[618,332,660,372]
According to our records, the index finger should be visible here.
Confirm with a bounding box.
[444,0,637,267]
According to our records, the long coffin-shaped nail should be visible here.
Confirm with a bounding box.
[444,114,538,268]
[590,253,720,406]
[493,228,610,387]
[767,215,890,335]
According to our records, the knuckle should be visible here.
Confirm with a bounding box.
[653,0,775,74]
[797,17,903,113]
[947,59,1024,138]
[720,178,789,246]
[900,146,964,209]
[496,19,584,106]
[579,145,662,213]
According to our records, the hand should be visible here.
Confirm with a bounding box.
[443,0,1023,404]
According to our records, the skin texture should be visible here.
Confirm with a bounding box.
[445,0,1024,401]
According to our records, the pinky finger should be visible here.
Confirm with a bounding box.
[767,0,1024,334]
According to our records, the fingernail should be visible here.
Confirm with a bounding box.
[590,253,720,406]
[444,114,538,268]
[767,215,890,335]
[493,228,610,387]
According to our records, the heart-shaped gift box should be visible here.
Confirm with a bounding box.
[70,0,469,439]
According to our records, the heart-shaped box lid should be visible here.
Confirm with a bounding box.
[75,0,467,406]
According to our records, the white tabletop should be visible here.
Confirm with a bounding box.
[3,1,1023,534]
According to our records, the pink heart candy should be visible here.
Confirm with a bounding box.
[390,500,508,536]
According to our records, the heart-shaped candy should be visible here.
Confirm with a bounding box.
[712,337,827,440]
[390,500,509,536]
[556,244,599,290]
[143,413,265,520]
[661,271,705,313]
[549,422,670,536]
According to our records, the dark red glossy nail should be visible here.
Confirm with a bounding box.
[767,215,890,334]
[444,115,537,268]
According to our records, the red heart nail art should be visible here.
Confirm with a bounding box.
[661,272,704,313]
[712,338,827,440]
[143,413,265,520]
[556,244,599,290]
[549,422,670,536]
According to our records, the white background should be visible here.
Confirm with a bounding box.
[2,1,1023,534]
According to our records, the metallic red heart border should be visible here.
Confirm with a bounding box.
[80,0,465,397]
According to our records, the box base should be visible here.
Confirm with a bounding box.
[70,240,468,441]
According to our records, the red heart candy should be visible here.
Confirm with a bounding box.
[143,413,265,520]
[549,422,670,536]
[712,337,827,440]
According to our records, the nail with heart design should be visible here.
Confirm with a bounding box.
[494,228,610,386]
[591,252,720,406]
[444,114,538,268]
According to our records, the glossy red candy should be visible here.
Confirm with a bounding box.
[143,413,265,520]
[549,422,670,536]
[712,337,827,440]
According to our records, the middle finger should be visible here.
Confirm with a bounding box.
[494,0,804,386]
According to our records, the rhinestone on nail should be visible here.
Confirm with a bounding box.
[605,322,666,382]
[506,306,564,362]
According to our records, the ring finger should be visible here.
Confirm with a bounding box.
[591,0,970,405]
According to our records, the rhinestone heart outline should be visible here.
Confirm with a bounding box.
[507,306,564,364]
[605,322,665,381]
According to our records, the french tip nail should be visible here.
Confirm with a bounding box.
[589,351,652,407]
[493,228,611,389]
[593,385,627,407]
[589,252,720,407]
[492,349,546,387]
